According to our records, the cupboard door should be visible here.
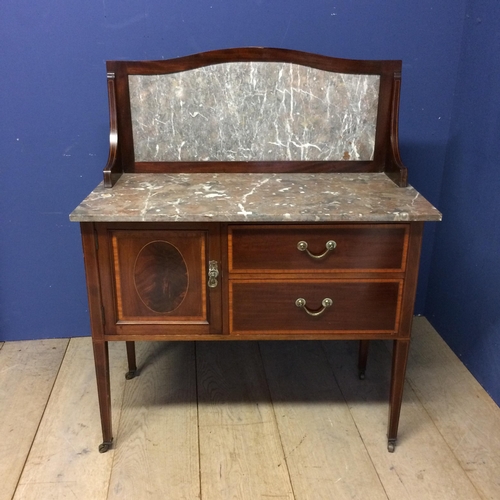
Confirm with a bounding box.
[97,224,221,335]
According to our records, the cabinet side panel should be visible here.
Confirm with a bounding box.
[80,223,105,339]
[398,222,424,338]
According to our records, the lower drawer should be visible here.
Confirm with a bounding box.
[229,280,403,335]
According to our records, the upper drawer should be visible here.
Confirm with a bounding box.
[228,224,409,273]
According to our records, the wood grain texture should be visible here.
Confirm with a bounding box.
[107,342,200,500]
[322,339,482,500]
[94,223,223,339]
[197,342,294,500]
[4,318,500,499]
[110,229,207,322]
[134,241,189,313]
[0,339,68,500]
[230,280,402,334]
[13,338,126,500]
[408,317,500,500]
[229,224,409,273]
[260,341,387,500]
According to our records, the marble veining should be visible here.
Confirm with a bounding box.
[70,173,442,223]
[129,63,380,162]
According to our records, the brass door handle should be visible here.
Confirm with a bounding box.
[295,297,333,316]
[297,240,336,259]
[208,261,219,288]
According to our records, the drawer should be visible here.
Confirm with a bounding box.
[229,280,403,335]
[228,224,408,273]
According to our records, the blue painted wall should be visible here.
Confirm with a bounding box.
[1,1,464,341]
[426,0,500,404]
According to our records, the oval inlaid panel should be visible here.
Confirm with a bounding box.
[134,241,188,313]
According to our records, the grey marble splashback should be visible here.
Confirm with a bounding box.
[129,62,380,162]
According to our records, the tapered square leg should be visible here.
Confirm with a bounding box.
[387,339,410,452]
[358,340,370,379]
[92,340,113,453]
[125,341,138,379]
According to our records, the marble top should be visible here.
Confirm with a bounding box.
[70,173,441,223]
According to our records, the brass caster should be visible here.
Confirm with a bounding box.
[125,370,137,380]
[387,440,396,453]
[98,441,113,453]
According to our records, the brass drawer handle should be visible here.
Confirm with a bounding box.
[208,260,219,288]
[297,240,336,259]
[295,297,333,316]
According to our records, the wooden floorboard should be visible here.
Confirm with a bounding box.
[107,342,200,500]
[14,338,127,500]
[322,338,483,500]
[197,341,294,500]
[260,340,388,500]
[4,317,500,499]
[407,317,500,500]
[0,339,68,500]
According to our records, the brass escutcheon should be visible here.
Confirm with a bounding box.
[207,260,219,288]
